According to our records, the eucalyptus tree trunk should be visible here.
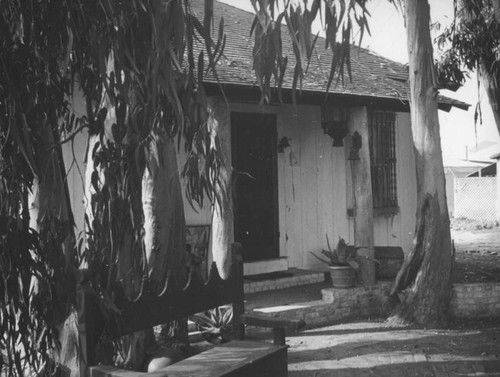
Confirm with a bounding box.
[479,64,500,135]
[390,0,452,328]
[480,0,500,135]
[459,0,500,136]
[30,123,79,375]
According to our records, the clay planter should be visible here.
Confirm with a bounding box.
[329,265,356,288]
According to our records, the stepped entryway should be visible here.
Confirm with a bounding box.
[243,270,500,332]
[245,272,393,329]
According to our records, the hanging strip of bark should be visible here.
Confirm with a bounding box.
[143,128,187,290]
[208,96,233,280]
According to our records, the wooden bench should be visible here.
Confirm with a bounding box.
[77,243,305,377]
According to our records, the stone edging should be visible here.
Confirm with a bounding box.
[451,282,500,318]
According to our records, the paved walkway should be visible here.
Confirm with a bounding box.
[279,319,500,376]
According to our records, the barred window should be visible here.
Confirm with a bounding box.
[369,111,398,210]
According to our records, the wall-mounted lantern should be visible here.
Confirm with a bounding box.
[321,105,348,146]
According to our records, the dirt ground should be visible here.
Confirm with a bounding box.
[451,218,500,284]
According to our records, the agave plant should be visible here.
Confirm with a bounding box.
[190,306,233,345]
[309,236,361,270]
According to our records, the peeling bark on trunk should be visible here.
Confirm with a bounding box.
[390,0,452,328]
[208,97,233,279]
[348,106,375,286]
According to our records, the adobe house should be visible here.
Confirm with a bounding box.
[178,1,468,275]
[63,0,468,277]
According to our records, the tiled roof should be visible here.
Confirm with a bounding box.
[190,0,468,111]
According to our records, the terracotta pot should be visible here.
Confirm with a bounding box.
[329,265,356,288]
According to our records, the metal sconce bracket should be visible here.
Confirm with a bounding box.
[348,131,362,161]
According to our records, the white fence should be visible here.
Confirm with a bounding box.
[454,177,497,222]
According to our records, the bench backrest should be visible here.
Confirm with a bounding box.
[77,243,244,373]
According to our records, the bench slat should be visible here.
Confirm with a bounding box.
[159,340,287,377]
[89,341,287,377]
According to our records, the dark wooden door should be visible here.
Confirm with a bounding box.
[231,112,279,262]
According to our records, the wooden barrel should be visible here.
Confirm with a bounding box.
[375,246,404,280]
[329,265,356,288]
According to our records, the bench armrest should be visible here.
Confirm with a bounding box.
[240,314,305,346]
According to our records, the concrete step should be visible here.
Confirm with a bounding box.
[245,281,393,329]
[243,268,325,294]
[245,282,332,329]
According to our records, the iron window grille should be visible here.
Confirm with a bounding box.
[368,111,398,211]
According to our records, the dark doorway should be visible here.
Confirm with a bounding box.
[231,112,279,262]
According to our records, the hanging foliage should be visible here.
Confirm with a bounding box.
[1,0,372,373]
[0,0,75,374]
[436,0,500,131]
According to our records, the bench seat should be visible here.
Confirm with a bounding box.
[90,341,287,377]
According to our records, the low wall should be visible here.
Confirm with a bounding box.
[319,282,500,325]
[450,283,500,318]
[290,282,394,328]
[320,282,392,321]
[249,281,500,330]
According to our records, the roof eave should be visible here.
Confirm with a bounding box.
[203,79,470,112]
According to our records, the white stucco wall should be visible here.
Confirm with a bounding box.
[200,102,418,270]
[63,95,417,270]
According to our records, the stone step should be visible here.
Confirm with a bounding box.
[243,268,325,294]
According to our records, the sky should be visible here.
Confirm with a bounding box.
[218,0,500,165]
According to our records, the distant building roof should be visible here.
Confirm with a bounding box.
[467,163,496,177]
[192,0,469,111]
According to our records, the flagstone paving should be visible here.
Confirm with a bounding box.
[250,319,500,376]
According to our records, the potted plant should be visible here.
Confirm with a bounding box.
[190,305,233,344]
[309,236,361,288]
